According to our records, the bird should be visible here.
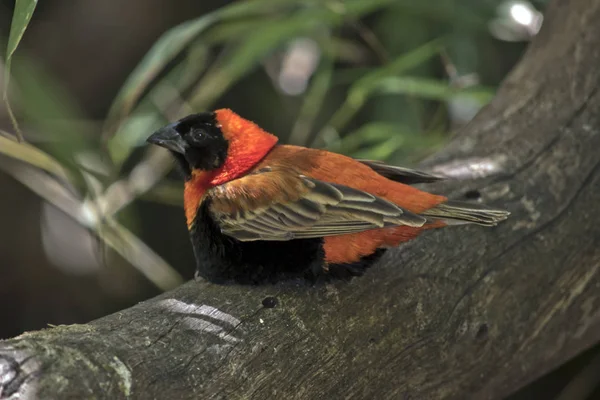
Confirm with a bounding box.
[147,109,509,284]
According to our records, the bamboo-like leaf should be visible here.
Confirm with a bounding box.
[188,0,394,109]
[103,0,316,137]
[3,0,38,142]
[10,55,94,173]
[1,160,183,291]
[351,136,404,160]
[5,0,37,61]
[328,38,445,131]
[0,133,73,184]
[391,0,489,30]
[106,0,393,167]
[333,122,447,163]
[288,43,333,146]
[372,76,494,102]
[336,123,411,153]
[103,15,218,133]
[106,49,212,166]
[141,181,183,207]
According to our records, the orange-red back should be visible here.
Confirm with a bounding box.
[253,145,447,264]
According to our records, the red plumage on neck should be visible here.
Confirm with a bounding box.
[210,108,278,186]
[183,109,278,228]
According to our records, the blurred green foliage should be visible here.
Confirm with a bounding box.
[0,0,541,289]
[3,0,38,141]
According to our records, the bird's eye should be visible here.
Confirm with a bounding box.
[193,129,204,137]
[186,127,208,145]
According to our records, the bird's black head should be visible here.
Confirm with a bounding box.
[146,112,229,179]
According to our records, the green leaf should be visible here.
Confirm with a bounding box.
[103,0,318,137]
[372,76,494,102]
[389,0,490,31]
[288,51,334,146]
[3,0,38,142]
[141,181,183,207]
[204,18,270,45]
[5,0,37,62]
[0,132,73,184]
[106,0,393,166]
[328,38,445,131]
[333,122,447,163]
[103,15,218,133]
[351,38,445,101]
[188,0,394,109]
[352,136,404,160]
[107,43,211,165]
[11,53,94,175]
[337,122,414,153]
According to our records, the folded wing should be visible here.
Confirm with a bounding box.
[207,167,427,242]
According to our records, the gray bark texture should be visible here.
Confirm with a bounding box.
[2,0,600,398]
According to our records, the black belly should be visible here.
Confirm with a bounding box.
[190,201,325,284]
[189,201,386,284]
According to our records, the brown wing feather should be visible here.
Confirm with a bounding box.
[208,167,426,242]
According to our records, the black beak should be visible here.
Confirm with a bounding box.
[146,124,188,154]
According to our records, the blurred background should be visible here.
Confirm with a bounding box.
[1,0,598,398]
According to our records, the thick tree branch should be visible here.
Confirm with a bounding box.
[2,0,600,398]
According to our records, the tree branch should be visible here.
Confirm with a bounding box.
[2,0,600,398]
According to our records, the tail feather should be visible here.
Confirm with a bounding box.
[421,200,510,227]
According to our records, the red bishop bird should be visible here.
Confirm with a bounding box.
[147,109,509,284]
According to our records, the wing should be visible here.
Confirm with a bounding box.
[207,167,427,242]
[357,159,444,185]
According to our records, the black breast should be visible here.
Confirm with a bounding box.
[189,200,326,284]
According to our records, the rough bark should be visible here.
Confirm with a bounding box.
[1,0,600,398]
